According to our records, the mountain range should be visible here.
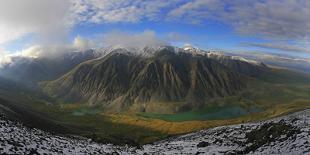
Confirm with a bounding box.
[0,45,303,114]
[38,46,269,113]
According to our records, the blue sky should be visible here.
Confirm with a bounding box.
[1,0,310,59]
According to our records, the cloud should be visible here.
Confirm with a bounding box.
[166,32,189,42]
[102,30,167,48]
[168,0,310,41]
[0,0,181,46]
[73,36,94,50]
[102,30,189,48]
[1,0,310,56]
[168,0,223,24]
[71,0,180,24]
[0,31,189,65]
[1,36,93,62]
[0,0,72,45]
[10,45,74,59]
[243,42,310,54]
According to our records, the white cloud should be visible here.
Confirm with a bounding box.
[71,0,179,24]
[1,36,93,62]
[0,0,180,46]
[0,0,72,45]
[73,36,94,50]
[8,45,73,59]
[102,30,167,48]
[244,42,310,53]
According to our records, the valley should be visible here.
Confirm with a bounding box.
[0,46,309,146]
[1,1,310,154]
[1,105,309,154]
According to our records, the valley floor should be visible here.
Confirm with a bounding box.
[0,109,310,154]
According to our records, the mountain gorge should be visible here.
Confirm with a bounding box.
[41,46,267,113]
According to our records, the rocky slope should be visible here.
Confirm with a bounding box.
[141,110,310,154]
[0,109,309,154]
[42,46,247,113]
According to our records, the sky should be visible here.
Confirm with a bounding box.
[0,0,310,60]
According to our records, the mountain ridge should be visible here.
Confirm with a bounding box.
[41,46,258,113]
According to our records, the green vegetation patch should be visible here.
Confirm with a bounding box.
[26,101,165,145]
[138,105,261,122]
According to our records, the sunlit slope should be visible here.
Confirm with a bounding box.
[108,99,310,135]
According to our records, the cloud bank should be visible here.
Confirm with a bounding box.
[0,30,188,64]
[0,36,94,64]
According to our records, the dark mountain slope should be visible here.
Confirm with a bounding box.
[0,76,69,134]
[42,48,245,113]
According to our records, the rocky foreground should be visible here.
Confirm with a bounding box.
[1,110,310,154]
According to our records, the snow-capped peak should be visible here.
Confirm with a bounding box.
[182,44,207,56]
[95,45,263,66]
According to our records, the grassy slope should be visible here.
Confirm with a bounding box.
[108,99,310,135]
[26,101,165,145]
[137,105,260,122]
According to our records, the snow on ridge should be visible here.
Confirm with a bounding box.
[231,56,260,65]
[2,45,262,67]
[181,45,262,65]
[0,109,310,154]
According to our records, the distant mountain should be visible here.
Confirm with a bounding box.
[41,46,267,113]
[207,52,269,77]
[0,49,101,87]
[226,51,310,74]
[182,46,269,77]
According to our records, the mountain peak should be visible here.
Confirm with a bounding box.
[182,44,208,56]
[183,44,196,50]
